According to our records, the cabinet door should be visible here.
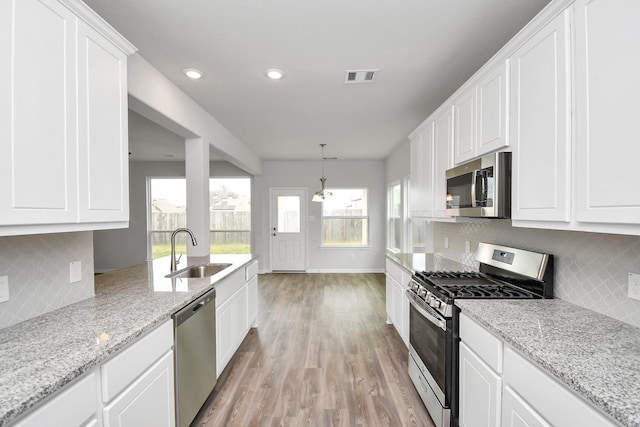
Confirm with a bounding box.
[216,296,235,377]
[0,0,78,225]
[247,275,258,328]
[103,351,175,427]
[477,61,509,156]
[409,129,433,217]
[502,386,551,427]
[399,282,409,348]
[574,0,640,224]
[454,84,477,164]
[77,21,129,223]
[510,11,571,222]
[459,342,501,427]
[385,273,395,324]
[432,105,454,218]
[234,285,248,347]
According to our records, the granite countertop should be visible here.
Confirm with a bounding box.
[457,299,640,427]
[0,253,257,426]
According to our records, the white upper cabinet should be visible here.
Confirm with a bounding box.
[510,10,571,223]
[77,21,129,223]
[574,0,640,225]
[453,84,477,164]
[453,60,509,167]
[409,126,434,218]
[0,0,135,236]
[477,61,509,156]
[432,105,454,218]
[0,0,79,226]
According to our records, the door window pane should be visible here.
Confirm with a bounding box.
[277,196,300,233]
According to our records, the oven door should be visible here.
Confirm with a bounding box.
[407,293,454,427]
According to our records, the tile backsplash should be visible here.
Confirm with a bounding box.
[434,221,640,327]
[0,232,94,329]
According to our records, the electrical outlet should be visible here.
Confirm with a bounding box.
[465,241,471,253]
[444,237,449,249]
[628,273,640,301]
[0,276,9,303]
[70,261,82,283]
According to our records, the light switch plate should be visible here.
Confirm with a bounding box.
[0,276,9,303]
[70,261,82,283]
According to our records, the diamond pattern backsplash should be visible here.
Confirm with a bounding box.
[433,221,640,327]
[0,232,94,329]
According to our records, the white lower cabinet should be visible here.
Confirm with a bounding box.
[14,373,98,427]
[216,266,254,377]
[385,258,410,347]
[460,313,618,427]
[502,386,551,427]
[459,342,501,427]
[103,351,175,427]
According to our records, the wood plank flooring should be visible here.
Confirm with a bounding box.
[193,273,435,427]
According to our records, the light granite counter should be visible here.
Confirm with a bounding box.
[0,253,257,426]
[456,299,640,427]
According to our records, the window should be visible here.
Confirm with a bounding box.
[149,178,187,259]
[388,182,402,251]
[148,177,251,259]
[322,188,368,246]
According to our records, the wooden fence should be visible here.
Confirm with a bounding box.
[152,211,250,245]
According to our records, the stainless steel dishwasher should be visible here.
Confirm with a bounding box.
[174,289,216,427]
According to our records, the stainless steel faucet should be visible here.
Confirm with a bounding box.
[170,228,198,272]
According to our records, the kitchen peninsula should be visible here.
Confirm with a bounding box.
[0,254,258,426]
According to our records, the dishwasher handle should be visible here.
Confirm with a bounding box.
[174,289,215,327]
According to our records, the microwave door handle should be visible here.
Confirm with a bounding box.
[471,170,479,207]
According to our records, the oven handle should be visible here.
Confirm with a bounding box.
[406,290,447,331]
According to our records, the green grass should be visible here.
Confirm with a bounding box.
[152,243,250,259]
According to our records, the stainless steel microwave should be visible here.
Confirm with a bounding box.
[445,152,511,218]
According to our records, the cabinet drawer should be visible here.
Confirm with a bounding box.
[101,319,173,402]
[14,372,97,427]
[216,269,245,307]
[385,259,404,285]
[459,312,503,373]
[245,260,258,281]
[503,346,617,427]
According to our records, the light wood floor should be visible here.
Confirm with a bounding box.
[193,273,435,427]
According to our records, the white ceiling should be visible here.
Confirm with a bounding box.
[86,0,552,161]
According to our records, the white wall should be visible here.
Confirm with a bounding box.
[256,160,386,273]
[93,160,250,272]
[0,232,94,328]
[386,139,410,184]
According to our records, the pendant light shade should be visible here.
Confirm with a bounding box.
[312,144,333,202]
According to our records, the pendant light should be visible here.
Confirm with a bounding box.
[312,144,333,202]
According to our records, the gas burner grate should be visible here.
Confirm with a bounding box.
[434,283,536,299]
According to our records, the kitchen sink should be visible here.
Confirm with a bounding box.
[165,263,232,279]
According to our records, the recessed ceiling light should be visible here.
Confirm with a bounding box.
[265,68,284,80]
[183,68,204,79]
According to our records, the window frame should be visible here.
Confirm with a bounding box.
[146,176,252,259]
[320,187,370,248]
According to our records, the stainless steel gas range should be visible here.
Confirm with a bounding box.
[406,243,554,427]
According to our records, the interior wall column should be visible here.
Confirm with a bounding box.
[185,138,210,256]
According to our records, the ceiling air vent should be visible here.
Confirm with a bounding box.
[344,69,378,84]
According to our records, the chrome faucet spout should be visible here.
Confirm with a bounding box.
[170,228,198,272]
